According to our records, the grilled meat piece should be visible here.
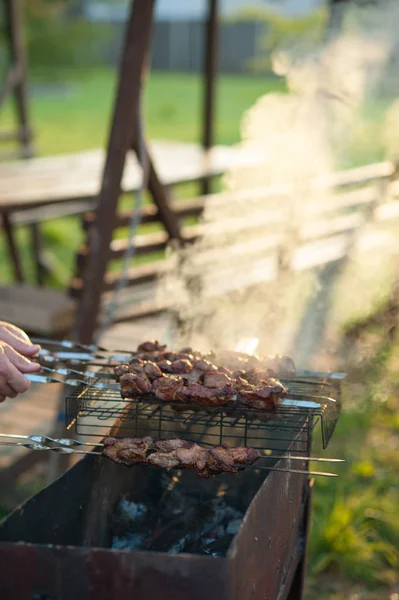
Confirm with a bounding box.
[192,359,218,372]
[229,446,260,465]
[177,383,234,406]
[120,372,152,398]
[155,439,192,452]
[181,369,203,385]
[203,371,232,389]
[238,378,287,410]
[103,436,153,466]
[103,437,261,477]
[152,375,185,402]
[179,346,193,354]
[244,368,274,385]
[170,359,193,374]
[143,362,163,380]
[206,446,238,475]
[114,363,130,380]
[156,360,175,374]
[137,340,166,353]
[147,451,180,470]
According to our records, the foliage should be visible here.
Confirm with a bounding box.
[21,0,112,75]
[226,6,328,73]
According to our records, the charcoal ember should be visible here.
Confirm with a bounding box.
[114,363,130,380]
[203,371,232,389]
[152,375,185,402]
[120,372,152,398]
[112,533,148,550]
[148,506,201,553]
[238,378,287,410]
[143,362,163,380]
[170,359,193,374]
[177,383,234,406]
[103,437,153,466]
[137,340,166,353]
[200,535,235,557]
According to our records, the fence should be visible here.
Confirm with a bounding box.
[98,19,266,73]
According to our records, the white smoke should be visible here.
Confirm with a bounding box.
[158,0,399,366]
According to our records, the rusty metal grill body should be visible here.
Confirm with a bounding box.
[0,434,311,600]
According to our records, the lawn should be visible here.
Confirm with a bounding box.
[1,69,287,156]
[306,324,399,599]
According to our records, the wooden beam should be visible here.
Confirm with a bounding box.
[74,0,156,345]
[2,0,33,155]
[132,140,182,241]
[201,0,219,195]
[1,213,24,282]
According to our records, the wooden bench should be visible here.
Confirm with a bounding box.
[1,158,398,337]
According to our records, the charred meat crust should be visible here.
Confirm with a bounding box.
[114,341,293,410]
[103,437,260,477]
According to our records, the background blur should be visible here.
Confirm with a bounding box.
[0,1,398,599]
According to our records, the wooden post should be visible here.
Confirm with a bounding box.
[1,213,24,282]
[1,0,34,158]
[201,0,219,195]
[74,0,157,345]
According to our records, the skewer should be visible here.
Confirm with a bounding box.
[0,442,337,477]
[0,434,343,466]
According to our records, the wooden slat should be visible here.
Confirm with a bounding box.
[0,142,257,211]
[0,285,76,335]
[69,260,168,296]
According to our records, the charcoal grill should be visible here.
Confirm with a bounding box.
[0,339,344,599]
[0,430,312,600]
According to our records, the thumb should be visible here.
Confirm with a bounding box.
[4,345,41,373]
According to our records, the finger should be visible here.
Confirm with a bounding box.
[0,322,31,343]
[0,326,40,356]
[0,353,30,393]
[0,376,17,398]
[3,345,41,373]
[0,394,5,403]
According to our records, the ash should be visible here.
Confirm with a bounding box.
[111,472,245,556]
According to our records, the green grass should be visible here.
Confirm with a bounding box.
[306,329,399,599]
[0,69,286,156]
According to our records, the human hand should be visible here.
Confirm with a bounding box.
[0,321,41,357]
[0,341,41,402]
[0,322,41,402]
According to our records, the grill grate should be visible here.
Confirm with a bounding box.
[66,375,341,455]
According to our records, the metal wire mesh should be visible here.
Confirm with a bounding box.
[66,375,341,454]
